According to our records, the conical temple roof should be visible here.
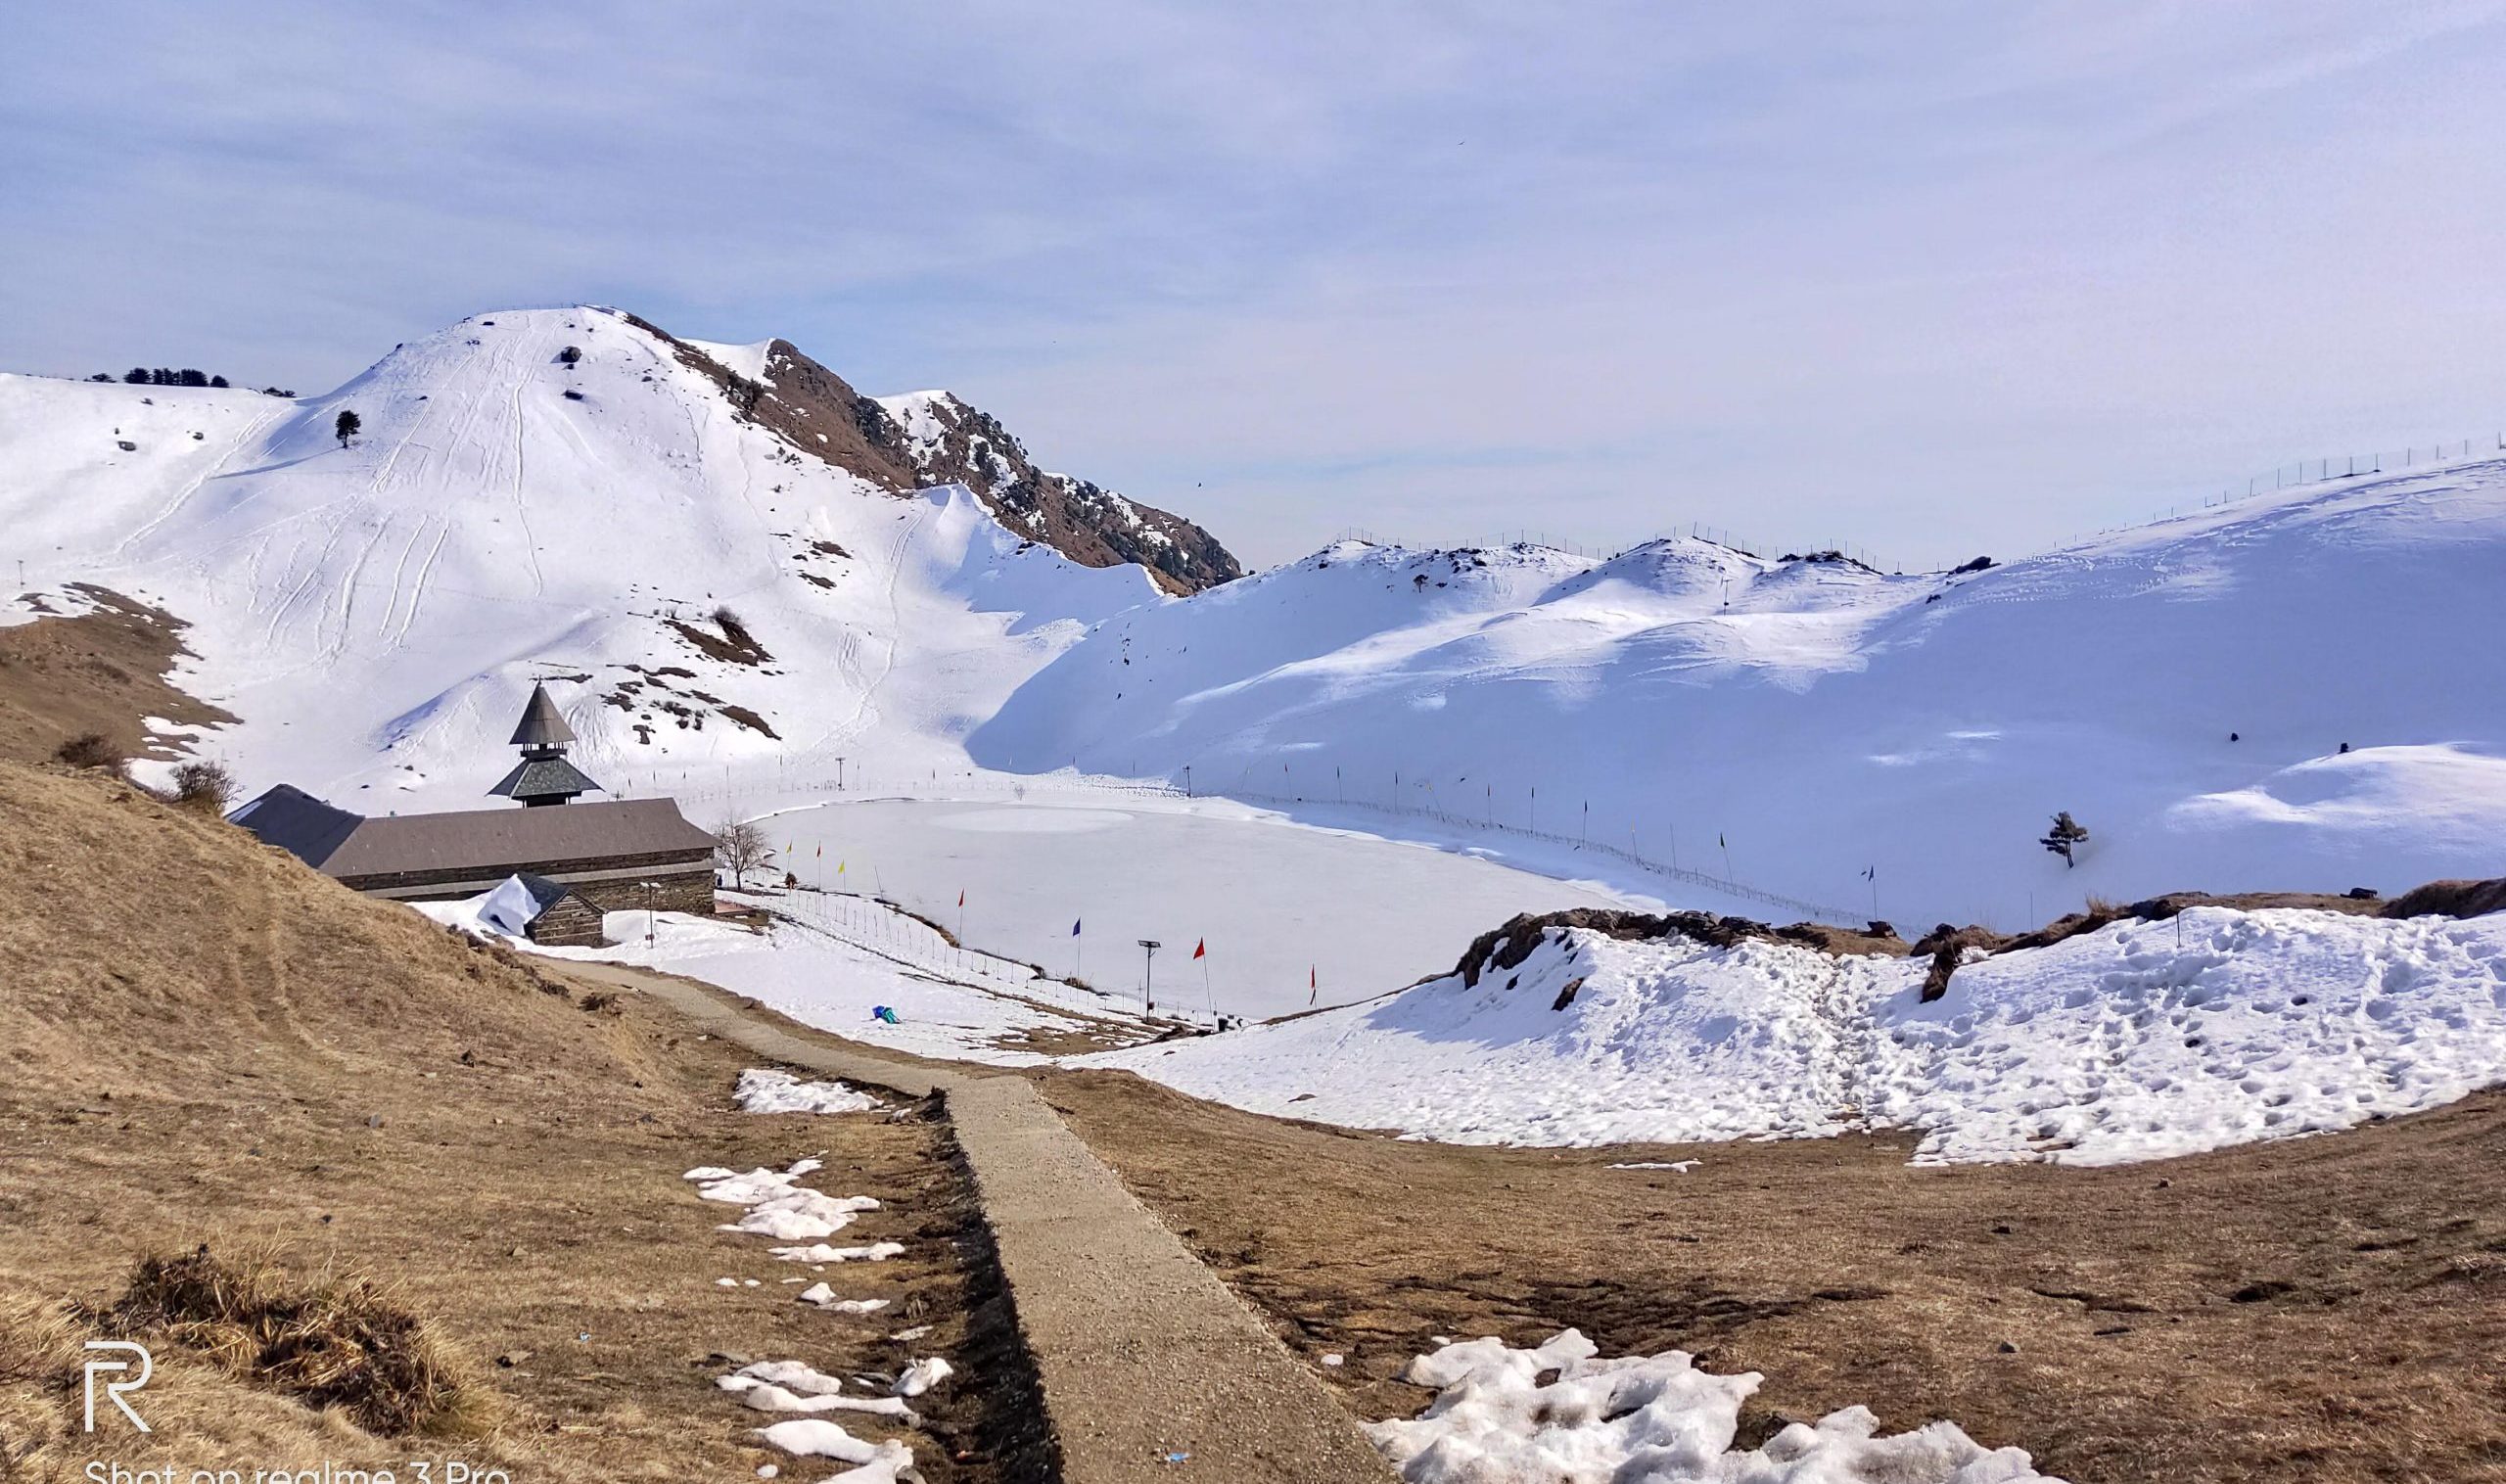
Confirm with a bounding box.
[509,682,578,747]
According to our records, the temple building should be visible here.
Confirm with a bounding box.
[228,682,718,945]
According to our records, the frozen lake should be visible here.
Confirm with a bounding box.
[766,796,1634,1019]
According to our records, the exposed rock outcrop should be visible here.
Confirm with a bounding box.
[621,313,1240,596]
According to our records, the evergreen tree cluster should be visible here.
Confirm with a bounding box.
[88,367,291,394]
[110,367,230,388]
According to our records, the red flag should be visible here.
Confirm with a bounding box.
[957,889,965,906]
[1309,964,1318,1006]
[1192,938,1205,960]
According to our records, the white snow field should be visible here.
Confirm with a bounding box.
[1369,1328,2055,1484]
[978,463,2506,928]
[1090,904,2506,1163]
[417,890,1162,1065]
[765,796,1628,1017]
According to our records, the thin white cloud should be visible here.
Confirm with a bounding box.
[4,1,2504,567]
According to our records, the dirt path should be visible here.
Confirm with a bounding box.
[560,960,1395,1483]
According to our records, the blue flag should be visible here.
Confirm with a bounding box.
[1071,918,1082,936]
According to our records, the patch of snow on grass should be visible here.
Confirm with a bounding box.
[753,1417,917,1481]
[737,1067,882,1115]
[1367,1329,2057,1483]
[773,1241,905,1265]
[797,1283,890,1314]
[685,1163,882,1239]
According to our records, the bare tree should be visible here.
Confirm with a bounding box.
[715,817,771,889]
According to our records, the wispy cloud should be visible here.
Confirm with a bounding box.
[6,1,2506,567]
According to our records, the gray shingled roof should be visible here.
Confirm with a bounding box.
[509,682,578,747]
[488,754,604,801]
[321,798,718,879]
[227,785,366,869]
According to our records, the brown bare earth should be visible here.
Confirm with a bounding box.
[0,762,1044,1482]
[1040,1067,2506,1484]
[0,587,235,766]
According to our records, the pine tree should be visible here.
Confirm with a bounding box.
[209,375,229,388]
[2040,811,2089,867]
[334,409,362,447]
[177,369,208,388]
[123,367,149,384]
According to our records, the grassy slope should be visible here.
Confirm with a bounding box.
[0,762,1004,1481]
[0,590,235,768]
[1043,1066,2506,1484]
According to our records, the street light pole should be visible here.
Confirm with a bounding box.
[1137,939,1161,1015]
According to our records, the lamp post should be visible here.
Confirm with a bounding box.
[1137,939,1161,1015]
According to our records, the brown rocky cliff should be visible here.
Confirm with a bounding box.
[621,313,1240,596]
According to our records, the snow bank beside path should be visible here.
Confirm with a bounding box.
[1368,1329,2056,1483]
[1094,904,2506,1164]
[737,1068,881,1115]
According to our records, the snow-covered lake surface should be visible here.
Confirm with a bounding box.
[766,796,1636,1019]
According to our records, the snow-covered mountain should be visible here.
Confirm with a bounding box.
[978,466,2506,927]
[0,306,1211,809]
[7,302,2501,935]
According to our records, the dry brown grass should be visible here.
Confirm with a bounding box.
[0,761,1026,1481]
[0,587,235,768]
[1043,1068,2506,1484]
[104,1246,486,1439]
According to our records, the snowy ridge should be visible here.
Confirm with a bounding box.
[1090,903,2506,1163]
[982,466,2506,928]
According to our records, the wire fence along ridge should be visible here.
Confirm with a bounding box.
[1326,433,2506,577]
[1217,785,1862,926]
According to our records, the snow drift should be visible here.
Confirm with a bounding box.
[1089,900,2506,1164]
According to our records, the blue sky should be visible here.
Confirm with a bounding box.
[6,1,2505,568]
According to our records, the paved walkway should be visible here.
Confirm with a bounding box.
[562,961,1394,1483]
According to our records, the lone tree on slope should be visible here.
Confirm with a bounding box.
[2041,811,2090,868]
[333,409,361,447]
[714,817,771,890]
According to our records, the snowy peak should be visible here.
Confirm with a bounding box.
[570,311,1239,596]
[867,387,1242,595]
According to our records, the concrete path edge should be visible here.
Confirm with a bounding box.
[562,960,1396,1483]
